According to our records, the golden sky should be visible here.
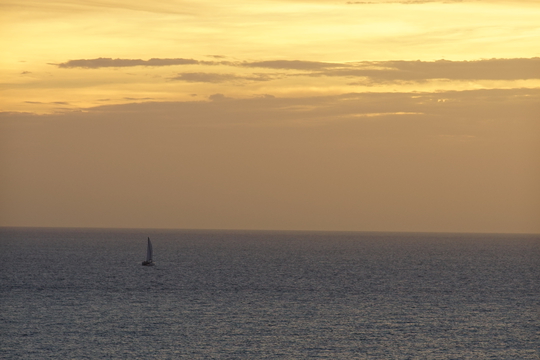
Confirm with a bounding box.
[1,0,539,232]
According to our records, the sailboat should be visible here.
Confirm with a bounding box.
[142,237,154,266]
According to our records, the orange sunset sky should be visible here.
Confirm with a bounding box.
[1,0,539,233]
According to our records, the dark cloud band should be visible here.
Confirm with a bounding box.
[54,56,540,82]
[318,58,540,81]
[55,57,199,68]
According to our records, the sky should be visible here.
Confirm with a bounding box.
[1,0,539,233]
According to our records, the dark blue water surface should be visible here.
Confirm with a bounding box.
[1,228,539,359]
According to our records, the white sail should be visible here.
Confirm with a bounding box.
[142,237,154,266]
[146,237,153,262]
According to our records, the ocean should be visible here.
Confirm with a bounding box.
[1,227,539,359]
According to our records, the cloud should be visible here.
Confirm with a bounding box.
[55,57,199,68]
[170,72,275,83]
[313,58,540,82]
[22,101,71,106]
[170,72,241,83]
[178,57,540,82]
[240,60,348,71]
[25,87,535,128]
[54,57,345,71]
[52,56,540,84]
[208,93,229,101]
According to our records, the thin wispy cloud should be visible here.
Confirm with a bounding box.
[55,57,200,68]
[54,57,344,71]
[6,88,538,133]
[170,72,276,83]
[171,72,240,83]
[240,60,348,70]
[23,101,70,105]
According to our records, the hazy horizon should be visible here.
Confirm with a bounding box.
[1,0,539,234]
[1,225,538,237]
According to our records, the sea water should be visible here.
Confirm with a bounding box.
[1,228,538,359]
